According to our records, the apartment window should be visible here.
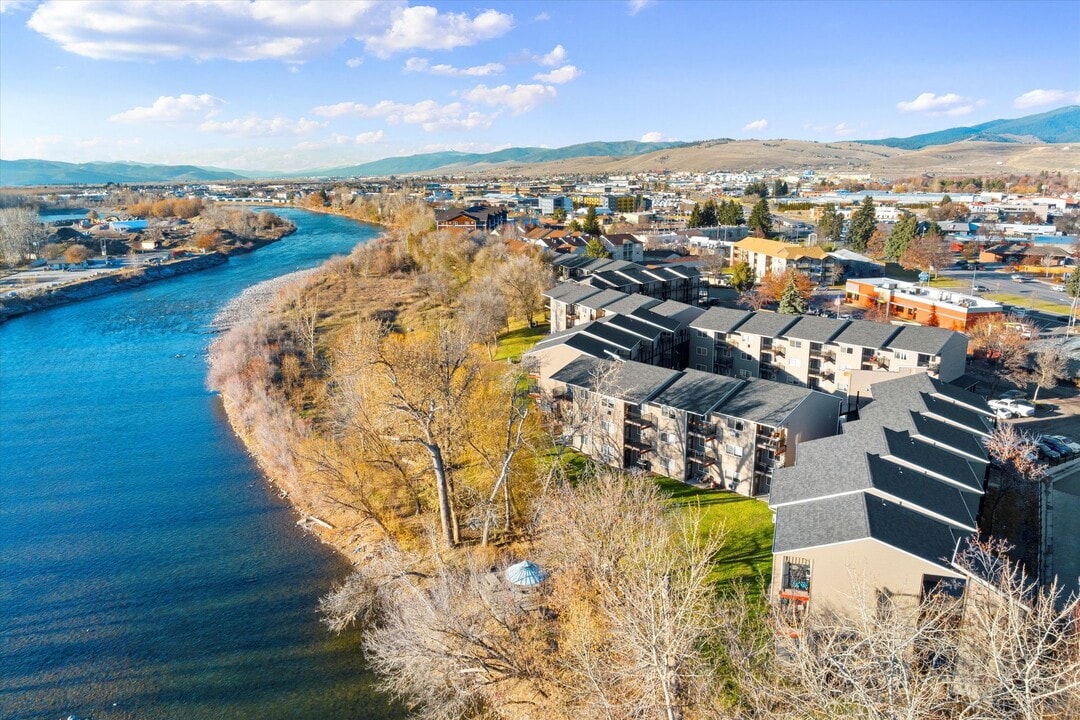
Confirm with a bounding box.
[724,443,744,457]
[600,420,615,434]
[844,347,854,354]
[600,445,616,462]
[894,351,907,361]
[810,342,823,352]
[696,329,708,338]
[660,431,677,444]
[695,347,707,356]
[789,358,801,368]
[738,369,751,379]
[782,558,811,591]
[695,363,706,371]
[726,418,744,432]
[789,339,802,348]
[659,457,674,473]
[741,351,752,361]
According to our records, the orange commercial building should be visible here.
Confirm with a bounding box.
[844,278,1003,331]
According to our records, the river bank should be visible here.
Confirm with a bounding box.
[0,252,227,322]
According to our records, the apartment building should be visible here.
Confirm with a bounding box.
[542,356,841,496]
[689,309,969,393]
[600,233,645,262]
[844,278,1002,331]
[769,373,992,620]
[733,237,837,286]
[550,256,702,305]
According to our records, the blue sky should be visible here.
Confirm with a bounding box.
[1,0,1077,173]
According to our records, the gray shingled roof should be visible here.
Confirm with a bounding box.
[864,455,979,530]
[629,307,681,332]
[783,316,849,342]
[531,327,623,360]
[579,320,645,352]
[907,412,989,461]
[550,356,680,404]
[578,288,633,310]
[881,428,986,494]
[919,394,993,436]
[832,319,901,349]
[734,311,800,339]
[544,282,603,304]
[888,326,959,355]
[649,300,705,325]
[773,493,971,570]
[604,314,664,342]
[691,307,752,333]
[649,370,744,416]
[716,379,814,426]
[603,293,661,315]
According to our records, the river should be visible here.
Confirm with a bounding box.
[0,209,404,719]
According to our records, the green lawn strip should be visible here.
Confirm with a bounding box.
[656,478,774,597]
[494,320,547,361]
[983,293,1073,316]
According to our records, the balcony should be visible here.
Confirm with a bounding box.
[688,424,717,441]
[624,438,653,454]
[624,414,654,429]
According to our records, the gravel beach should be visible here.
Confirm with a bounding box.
[211,267,319,331]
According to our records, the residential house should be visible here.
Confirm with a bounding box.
[434,205,508,232]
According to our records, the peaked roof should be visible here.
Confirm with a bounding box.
[691,307,752,333]
[550,356,680,404]
[649,370,744,416]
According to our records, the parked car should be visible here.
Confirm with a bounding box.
[972,284,989,292]
[988,398,1035,417]
[1010,274,1029,282]
[1035,440,1061,461]
[1052,284,1066,292]
[1048,435,1080,454]
[991,406,1015,419]
[1040,436,1073,457]
[997,389,1025,401]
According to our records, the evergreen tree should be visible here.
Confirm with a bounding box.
[744,180,769,198]
[848,195,876,252]
[700,199,718,227]
[1065,270,1079,298]
[729,261,755,291]
[778,274,808,315]
[772,179,789,197]
[582,205,601,236]
[883,213,918,261]
[748,198,772,237]
[585,237,610,258]
[816,203,843,243]
[688,203,703,228]
[718,199,744,226]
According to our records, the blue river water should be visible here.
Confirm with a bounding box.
[0,209,404,719]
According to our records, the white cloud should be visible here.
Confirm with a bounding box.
[404,57,504,77]
[833,122,857,137]
[533,12,550,22]
[896,92,984,116]
[628,0,653,16]
[640,131,663,142]
[1013,88,1080,109]
[199,116,324,137]
[110,94,223,123]
[743,119,768,131]
[0,0,34,14]
[311,99,493,131]
[25,1,512,63]
[363,6,513,58]
[346,57,364,68]
[533,64,579,84]
[461,83,558,114]
[539,44,567,67]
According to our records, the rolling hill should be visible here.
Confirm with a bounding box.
[0,159,247,186]
[309,140,688,177]
[858,105,1080,150]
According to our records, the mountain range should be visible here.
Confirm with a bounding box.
[1,107,1077,186]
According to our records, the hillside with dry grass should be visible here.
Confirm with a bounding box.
[430,139,1080,178]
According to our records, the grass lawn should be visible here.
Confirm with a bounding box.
[984,292,1073,316]
[657,478,774,596]
[494,318,547,361]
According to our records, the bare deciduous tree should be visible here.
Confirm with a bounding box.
[1031,344,1069,401]
[0,206,47,266]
